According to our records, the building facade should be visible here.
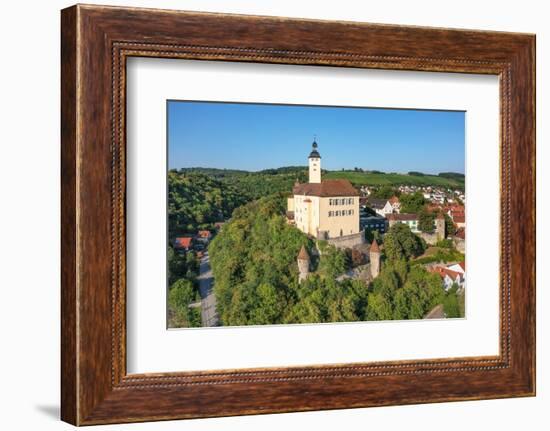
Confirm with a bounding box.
[386,213,420,233]
[287,141,362,244]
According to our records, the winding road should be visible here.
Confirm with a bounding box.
[196,251,220,327]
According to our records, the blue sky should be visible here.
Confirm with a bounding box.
[168,101,465,174]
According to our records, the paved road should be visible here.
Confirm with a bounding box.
[197,251,219,327]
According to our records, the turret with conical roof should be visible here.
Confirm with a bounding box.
[297,245,310,283]
[369,239,381,279]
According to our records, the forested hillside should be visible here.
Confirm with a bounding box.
[207,194,464,326]
[168,171,248,238]
[175,167,464,195]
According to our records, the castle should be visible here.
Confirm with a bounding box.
[287,140,364,248]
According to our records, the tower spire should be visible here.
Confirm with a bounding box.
[308,138,321,183]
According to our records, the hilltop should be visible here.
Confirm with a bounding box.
[174,167,465,189]
[325,170,464,188]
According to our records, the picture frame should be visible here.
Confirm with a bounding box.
[61,4,535,425]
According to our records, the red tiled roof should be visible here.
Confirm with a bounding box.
[370,239,380,253]
[453,215,465,223]
[197,230,211,238]
[174,237,193,249]
[293,179,360,197]
[454,227,466,239]
[389,196,400,205]
[458,261,466,271]
[430,266,462,281]
[387,213,418,221]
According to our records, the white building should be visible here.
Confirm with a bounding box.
[287,140,362,243]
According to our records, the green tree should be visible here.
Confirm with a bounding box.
[370,185,398,199]
[399,191,426,214]
[383,223,426,261]
[444,213,457,236]
[318,244,349,278]
[418,210,435,233]
[168,279,201,328]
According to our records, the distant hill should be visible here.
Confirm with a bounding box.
[174,167,250,177]
[324,170,464,188]
[173,167,465,190]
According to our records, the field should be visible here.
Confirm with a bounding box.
[324,170,464,188]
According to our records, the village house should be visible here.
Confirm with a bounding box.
[367,196,400,217]
[287,140,363,247]
[447,261,466,275]
[196,230,212,243]
[388,196,401,213]
[368,198,389,216]
[386,213,420,233]
[173,236,193,252]
[430,264,465,291]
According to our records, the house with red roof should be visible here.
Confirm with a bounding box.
[447,206,466,228]
[429,264,465,291]
[173,236,193,251]
[386,213,420,233]
[196,230,212,243]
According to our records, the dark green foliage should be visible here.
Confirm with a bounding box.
[369,185,398,199]
[443,284,465,318]
[444,213,457,236]
[412,247,465,266]
[383,223,426,261]
[175,167,308,202]
[364,229,383,244]
[419,209,436,233]
[209,194,311,326]
[168,167,465,327]
[438,172,465,182]
[168,279,201,328]
[209,194,366,326]
[287,277,368,324]
[399,191,426,214]
[167,246,199,286]
[317,244,349,278]
[168,171,247,238]
[435,238,455,249]
[408,171,425,176]
[367,261,445,320]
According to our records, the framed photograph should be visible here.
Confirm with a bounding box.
[61,4,536,425]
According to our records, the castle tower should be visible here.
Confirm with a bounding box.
[435,213,446,240]
[308,139,321,184]
[297,245,310,283]
[369,239,381,279]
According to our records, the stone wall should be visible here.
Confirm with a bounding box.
[418,232,439,246]
[325,230,365,249]
[453,237,465,253]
